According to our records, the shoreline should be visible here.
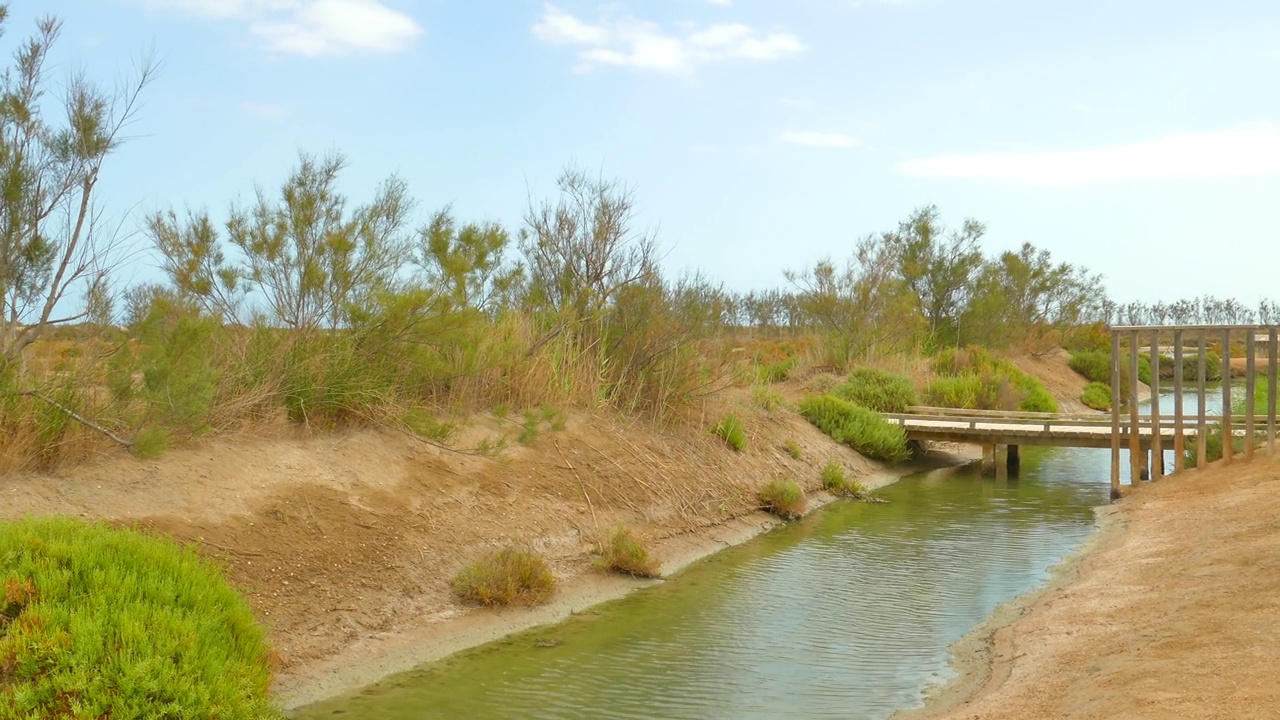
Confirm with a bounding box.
[891,499,1128,720]
[276,448,977,711]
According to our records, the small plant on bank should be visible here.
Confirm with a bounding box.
[820,460,867,497]
[712,413,747,451]
[0,517,282,718]
[759,477,807,520]
[595,525,660,578]
[452,546,556,606]
[753,385,787,413]
[1080,382,1112,411]
[783,438,804,459]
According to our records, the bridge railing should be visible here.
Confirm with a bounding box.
[1109,324,1279,499]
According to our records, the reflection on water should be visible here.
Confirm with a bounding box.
[295,437,1124,720]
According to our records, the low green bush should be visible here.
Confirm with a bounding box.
[595,525,659,578]
[927,347,1058,413]
[820,461,868,497]
[1068,350,1110,384]
[832,367,918,414]
[759,478,807,519]
[757,358,796,384]
[0,517,281,719]
[797,395,910,462]
[783,438,803,459]
[452,546,556,606]
[1080,382,1112,411]
[712,414,747,451]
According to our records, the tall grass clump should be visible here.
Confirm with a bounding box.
[927,347,1058,413]
[797,395,910,462]
[832,367,917,413]
[1080,382,1112,411]
[712,413,747,451]
[0,517,281,718]
[595,525,660,578]
[759,478,807,519]
[820,461,868,497]
[452,546,556,606]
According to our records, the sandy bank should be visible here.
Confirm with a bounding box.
[900,452,1280,720]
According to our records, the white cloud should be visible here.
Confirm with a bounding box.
[895,125,1280,186]
[779,131,862,148]
[147,0,422,56]
[533,4,803,74]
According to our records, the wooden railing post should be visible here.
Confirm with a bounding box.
[1246,331,1257,461]
[1198,330,1208,469]
[1129,329,1142,485]
[1150,336,1163,478]
[1110,329,1122,498]
[1173,329,1184,473]
[1222,328,1233,465]
[1270,327,1278,457]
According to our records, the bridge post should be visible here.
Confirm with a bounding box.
[1222,328,1232,465]
[1173,329,1184,474]
[1246,331,1256,462]
[1006,444,1020,476]
[1150,339,1163,479]
[996,445,1008,481]
[1110,329,1122,499]
[1270,327,1278,457]
[1129,329,1142,486]
[1198,330,1208,469]
[981,443,996,477]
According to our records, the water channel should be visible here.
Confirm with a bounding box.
[294,390,1214,720]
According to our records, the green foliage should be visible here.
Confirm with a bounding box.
[757,358,796,384]
[832,366,918,413]
[820,461,868,497]
[783,438,803,459]
[927,347,1058,413]
[797,395,910,462]
[759,478,807,520]
[1068,350,1111,384]
[752,386,786,413]
[1080,382,1112,411]
[712,413,747,451]
[452,546,556,606]
[882,205,985,349]
[403,410,456,443]
[0,517,281,718]
[595,525,659,578]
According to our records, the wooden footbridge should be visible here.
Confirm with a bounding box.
[888,324,1279,499]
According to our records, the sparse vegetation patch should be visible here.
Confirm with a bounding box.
[452,546,556,606]
[759,478,808,520]
[595,525,660,578]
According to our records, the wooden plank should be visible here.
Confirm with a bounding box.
[1130,329,1142,484]
[1270,327,1278,457]
[1150,337,1163,478]
[1111,329,1122,497]
[1173,329,1184,473]
[1246,331,1256,461]
[1222,328,1233,465]
[1198,329,1208,470]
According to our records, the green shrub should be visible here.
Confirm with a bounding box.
[0,517,281,718]
[797,395,910,462]
[783,438,803,459]
[1015,375,1059,413]
[752,386,786,413]
[712,413,747,451]
[1081,382,1112,411]
[758,358,796,384]
[832,367,918,413]
[452,546,556,606]
[759,478,807,519]
[926,348,1058,413]
[820,461,868,497]
[1068,350,1111,384]
[923,374,983,409]
[595,525,659,578]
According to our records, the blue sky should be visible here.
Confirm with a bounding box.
[17,0,1280,307]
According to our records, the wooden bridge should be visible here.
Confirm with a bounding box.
[888,324,1279,499]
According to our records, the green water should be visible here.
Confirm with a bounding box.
[294,441,1117,720]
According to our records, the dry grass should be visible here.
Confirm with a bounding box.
[451,546,557,606]
[595,525,660,578]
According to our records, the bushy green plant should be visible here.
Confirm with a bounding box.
[922,374,984,409]
[797,395,910,462]
[926,347,1057,413]
[783,438,803,459]
[712,413,747,451]
[1080,382,1112,411]
[1068,350,1111,384]
[452,546,556,606]
[831,367,917,413]
[595,525,660,578]
[757,358,796,384]
[759,478,807,519]
[0,517,281,718]
[820,461,868,497]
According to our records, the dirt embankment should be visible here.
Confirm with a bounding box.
[902,452,1280,720]
[1,394,927,708]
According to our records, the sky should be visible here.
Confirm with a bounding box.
[14,0,1280,308]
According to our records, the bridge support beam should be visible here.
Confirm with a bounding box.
[981,443,996,477]
[1007,444,1020,477]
